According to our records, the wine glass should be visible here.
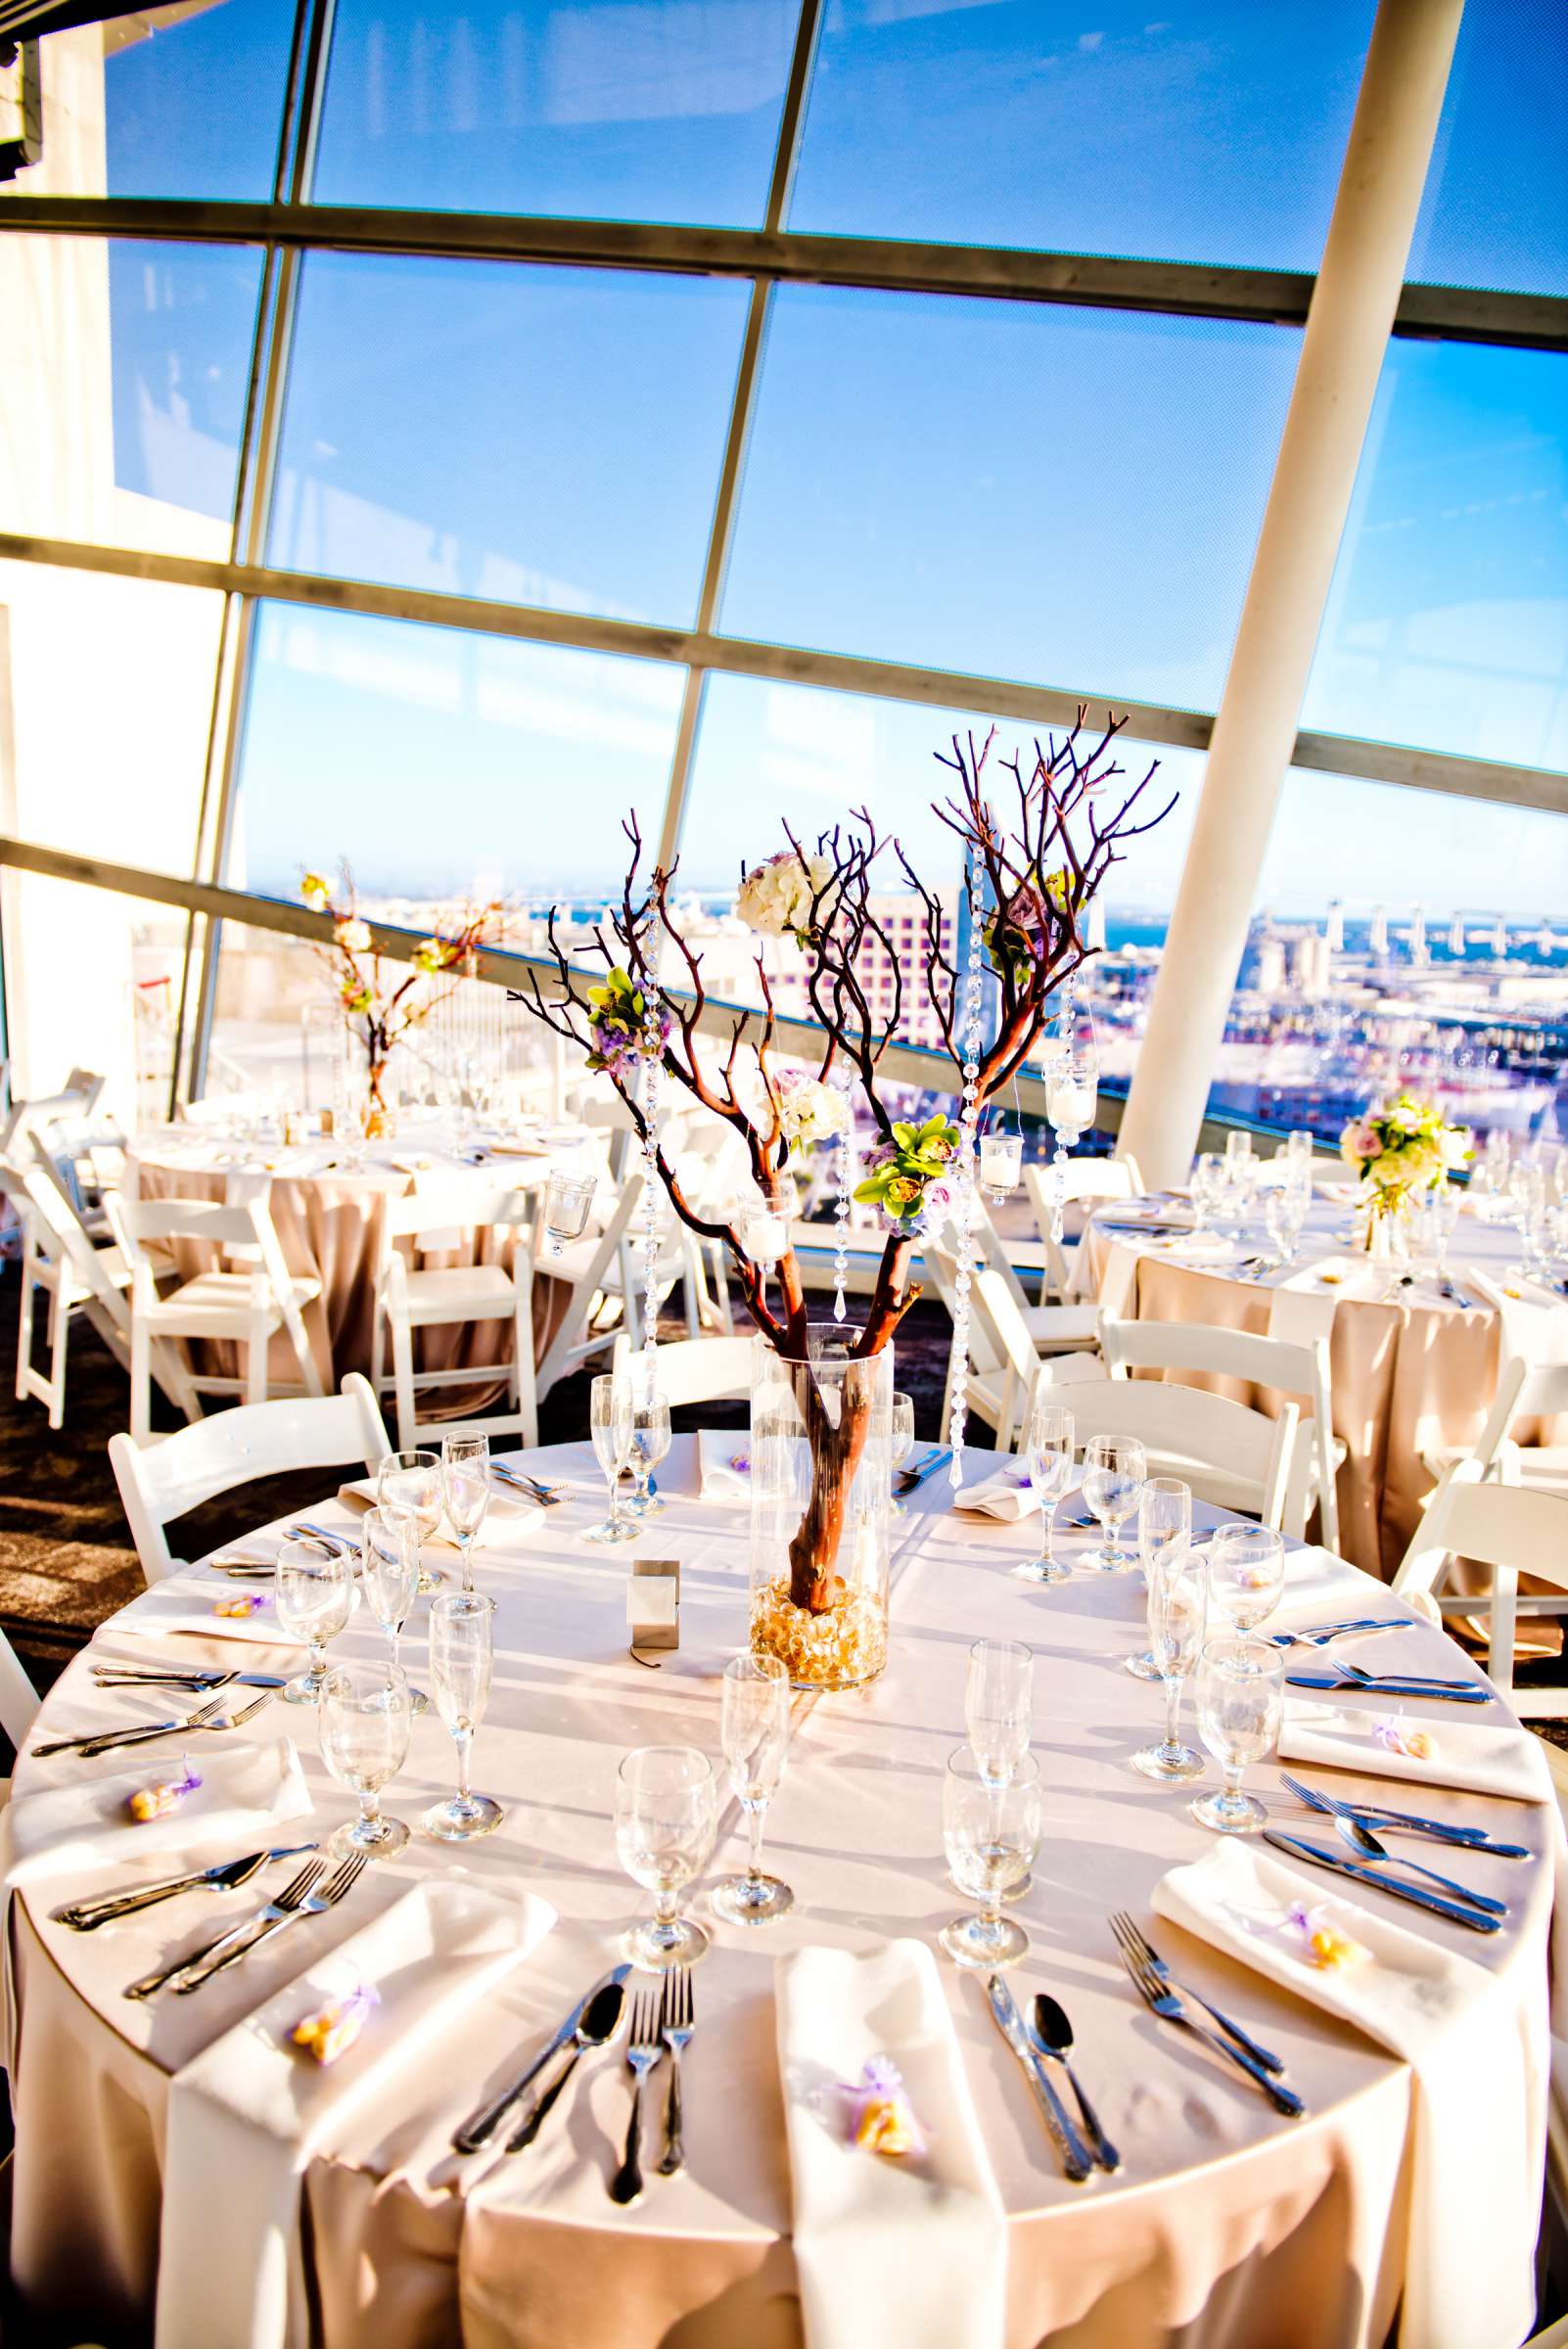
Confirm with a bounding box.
[965,1638,1033,1786]
[1022,1400,1074,1585]
[319,1661,413,1857]
[1190,1635,1284,1833]
[1264,1182,1308,1269]
[440,1432,490,1590]
[1286,1128,1314,1172]
[890,1391,915,1516]
[1224,1130,1254,1175]
[940,1747,1040,1969]
[377,1447,443,1594]
[1130,1548,1208,1781]
[712,1654,793,1925]
[1190,1152,1224,1243]
[1126,1476,1191,1679]
[584,1372,636,1545]
[1081,1433,1145,1571]
[542,1168,596,1258]
[623,1385,671,1519]
[615,1745,717,1969]
[1206,1523,1285,1632]
[274,1538,352,1705]
[359,1504,428,1714]
[423,1589,503,1841]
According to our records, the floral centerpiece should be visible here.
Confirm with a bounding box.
[1340,1092,1470,1252]
[515,723,1172,1683]
[300,870,505,1137]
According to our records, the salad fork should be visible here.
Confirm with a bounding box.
[33,1691,254,1760]
[1109,1912,1284,2076]
[609,1991,664,2205]
[53,1692,275,1762]
[1113,1928,1303,2116]
[125,1854,326,2000]
[657,1966,694,2176]
[172,1850,370,1991]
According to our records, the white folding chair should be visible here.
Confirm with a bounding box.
[109,1192,324,1446]
[1022,1155,1145,1301]
[1393,1461,1568,1710]
[611,1330,754,1406]
[1099,1315,1343,1550]
[369,1175,539,1452]
[0,1624,40,1754]
[1052,1375,1299,1531]
[1421,1353,1568,1497]
[927,1245,1099,1454]
[535,1171,652,1400]
[108,1373,391,1586]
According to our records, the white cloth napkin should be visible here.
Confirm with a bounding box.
[338,1476,542,1550]
[1273,1544,1383,1622]
[1277,1699,1550,1803]
[1266,1256,1382,1346]
[952,1468,1038,1522]
[774,1939,1006,2349]
[112,1580,310,1647]
[157,1877,557,2349]
[1152,1837,1543,2349]
[698,1428,756,1501]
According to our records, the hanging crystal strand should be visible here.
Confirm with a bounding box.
[947,848,987,1490]
[831,1059,854,1324]
[637,935,664,1405]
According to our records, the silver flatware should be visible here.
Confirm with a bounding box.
[1339,1658,1479,1692]
[1113,1928,1304,2114]
[1278,1773,1530,1857]
[897,1448,950,1492]
[1030,1993,1120,2173]
[54,1844,314,1932]
[124,1855,327,1999]
[1439,1277,1475,1310]
[1267,1618,1406,1649]
[491,1461,559,1505]
[1109,1911,1284,2075]
[40,1691,276,1762]
[1284,1671,1491,1703]
[657,1964,694,2177]
[34,1692,229,1758]
[609,1989,664,2205]
[91,1668,288,1691]
[985,1973,1092,2183]
[170,1850,370,1993]
[1332,1817,1505,1914]
[506,1979,625,2151]
[454,1964,632,2152]
[282,1521,349,1552]
[1262,1830,1501,1934]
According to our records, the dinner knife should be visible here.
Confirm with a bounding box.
[1284,1673,1492,1703]
[985,1974,1092,2183]
[1349,1804,1530,1859]
[453,1964,633,2152]
[53,1845,315,1931]
[91,1670,288,1689]
[1261,1831,1501,1933]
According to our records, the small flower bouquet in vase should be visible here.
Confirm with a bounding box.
[516,725,1172,1687]
[1339,1093,1471,1258]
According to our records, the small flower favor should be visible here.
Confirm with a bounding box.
[214,1590,272,1619]
[1373,1718,1435,1762]
[1283,1900,1370,1973]
[291,1981,379,2066]
[127,1760,202,1822]
[728,1453,752,1475]
[844,2057,926,2159]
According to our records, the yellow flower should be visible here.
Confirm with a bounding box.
[300,872,331,911]
[885,1176,919,1206]
[413,938,448,975]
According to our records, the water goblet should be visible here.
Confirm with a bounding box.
[1190,1152,1224,1244]
[584,1372,636,1544]
[712,1655,793,1924]
[319,1661,413,1857]
[1206,1523,1285,1632]
[1286,1128,1314,1171]
[1022,1401,1074,1584]
[1130,1548,1208,1781]
[377,1447,444,1594]
[1189,1635,1284,1832]
[890,1391,915,1516]
[1264,1182,1308,1269]
[616,1745,716,1969]
[1081,1434,1145,1571]
[274,1537,352,1705]
[1224,1130,1254,1174]
[940,1747,1040,1969]
[440,1432,490,1591]
[542,1168,596,1258]
[624,1386,671,1518]
[965,1637,1033,1786]
[423,1589,504,1841]
[1126,1476,1191,1679]
[359,1504,428,1714]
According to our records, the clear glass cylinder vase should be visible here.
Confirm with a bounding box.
[1359,1190,1410,1259]
[749,1327,894,1691]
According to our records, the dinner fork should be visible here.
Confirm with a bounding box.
[1109,1912,1284,2077]
[1278,1772,1530,1857]
[657,1966,694,2177]
[32,1690,272,1760]
[609,1990,664,2205]
[124,1855,326,1999]
[172,1850,370,1992]
[1112,1930,1304,2117]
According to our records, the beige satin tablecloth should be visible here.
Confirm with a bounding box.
[6,1437,1553,2347]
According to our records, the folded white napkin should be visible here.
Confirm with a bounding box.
[339,1475,541,1551]
[698,1428,756,1502]
[1273,1544,1381,1621]
[1156,1233,1236,1264]
[952,1468,1038,1522]
[1153,1837,1541,2349]
[157,1877,556,2349]
[112,1580,310,1647]
[1277,1699,1550,1803]
[775,1940,1006,2349]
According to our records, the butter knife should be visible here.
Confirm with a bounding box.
[1262,1831,1501,1933]
[986,1974,1092,2183]
[453,1964,632,2152]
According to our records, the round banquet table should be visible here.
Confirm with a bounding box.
[1084,1185,1568,1578]
[5,1436,1556,2349]
[128,1121,595,1396]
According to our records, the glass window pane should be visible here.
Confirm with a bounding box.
[1407,0,1568,298]
[721,288,1298,713]
[269,255,749,622]
[790,1,1374,270]
[1303,341,1567,772]
[314,0,795,226]
[0,871,191,1115]
[0,235,262,555]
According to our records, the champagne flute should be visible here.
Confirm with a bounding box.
[712,1655,793,1924]
[274,1537,352,1706]
[890,1391,915,1517]
[359,1504,428,1714]
[1206,1523,1285,1632]
[319,1661,413,1857]
[624,1386,671,1519]
[1264,1181,1308,1269]
[584,1372,636,1545]
[377,1447,443,1594]
[1081,1434,1145,1571]
[940,1747,1040,1969]
[1022,1401,1074,1584]
[440,1432,490,1591]
[1126,1476,1191,1679]
[1130,1548,1207,1781]
[1190,1635,1283,1832]
[965,1638,1033,1786]
[616,1745,716,1969]
[424,1590,502,1841]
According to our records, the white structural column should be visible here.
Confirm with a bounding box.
[1118,0,1466,1189]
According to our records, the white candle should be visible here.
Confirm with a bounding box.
[742,1211,788,1266]
[979,1131,1024,1193]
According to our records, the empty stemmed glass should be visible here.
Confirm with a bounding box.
[940,1747,1040,1969]
[585,1373,636,1545]
[1131,1548,1207,1781]
[965,1638,1033,1786]
[890,1391,915,1516]
[1126,1476,1191,1679]
[377,1447,443,1594]
[1190,1635,1283,1833]
[274,1537,352,1705]
[319,1662,413,1857]
[624,1385,671,1519]
[1264,1181,1309,1270]
[440,1433,490,1590]
[1189,1151,1224,1245]
[424,1590,504,1841]
[712,1654,794,1924]
[1082,1434,1145,1571]
[616,1745,717,1969]
[1206,1523,1285,1633]
[359,1505,428,1714]
[1022,1401,1074,1584]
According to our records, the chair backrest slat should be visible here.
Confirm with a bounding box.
[610,1331,754,1408]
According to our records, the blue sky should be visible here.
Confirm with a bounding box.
[95,0,1567,917]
